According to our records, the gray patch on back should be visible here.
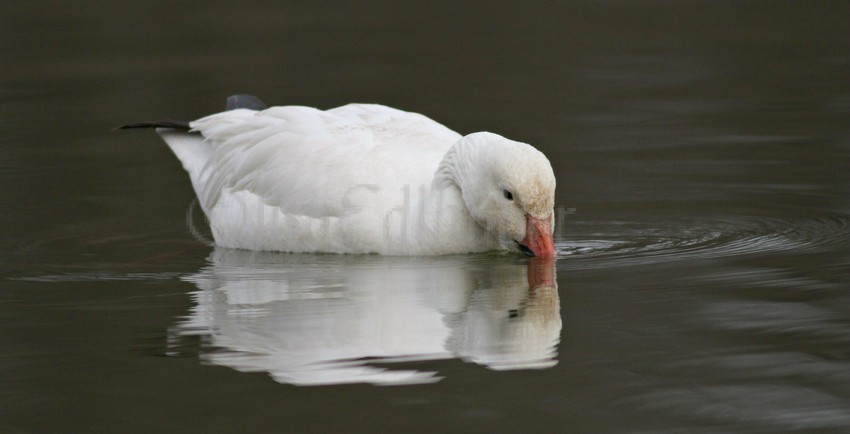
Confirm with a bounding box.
[226,94,268,111]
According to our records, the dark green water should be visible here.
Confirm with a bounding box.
[2,1,848,432]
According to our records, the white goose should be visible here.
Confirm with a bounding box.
[123,95,556,256]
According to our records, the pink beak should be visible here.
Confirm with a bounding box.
[519,214,556,258]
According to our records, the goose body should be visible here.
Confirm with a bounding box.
[132,96,556,256]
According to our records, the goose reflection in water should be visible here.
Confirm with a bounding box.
[170,248,561,386]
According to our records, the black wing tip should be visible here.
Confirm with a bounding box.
[115,119,192,131]
[117,94,267,131]
[226,94,268,111]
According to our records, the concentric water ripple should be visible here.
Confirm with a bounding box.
[558,214,850,268]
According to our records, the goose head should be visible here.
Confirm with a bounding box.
[442,132,557,257]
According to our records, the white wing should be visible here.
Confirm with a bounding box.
[182,104,461,218]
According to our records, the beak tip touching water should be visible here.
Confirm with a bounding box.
[520,214,556,258]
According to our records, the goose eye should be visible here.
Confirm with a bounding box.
[503,190,513,201]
